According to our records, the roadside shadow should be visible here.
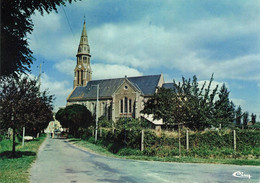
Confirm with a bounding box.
[0,151,36,159]
[67,139,81,142]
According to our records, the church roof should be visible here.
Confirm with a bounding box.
[67,74,161,101]
[162,83,175,90]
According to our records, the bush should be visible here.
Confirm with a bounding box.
[87,136,96,144]
[117,148,143,156]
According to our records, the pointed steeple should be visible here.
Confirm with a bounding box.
[77,20,90,56]
[74,19,92,88]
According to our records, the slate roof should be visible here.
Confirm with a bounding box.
[67,75,161,101]
[162,83,175,90]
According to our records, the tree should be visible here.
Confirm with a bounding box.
[1,0,77,76]
[251,113,256,125]
[142,75,219,131]
[56,104,94,137]
[0,76,54,156]
[242,112,249,129]
[235,106,242,127]
[213,84,234,128]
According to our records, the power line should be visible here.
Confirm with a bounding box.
[62,5,77,44]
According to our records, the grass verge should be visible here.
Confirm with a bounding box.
[69,138,260,166]
[0,135,46,183]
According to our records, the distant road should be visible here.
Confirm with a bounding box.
[30,136,259,183]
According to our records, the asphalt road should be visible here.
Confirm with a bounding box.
[30,136,259,183]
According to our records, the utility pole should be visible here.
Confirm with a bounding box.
[92,84,99,142]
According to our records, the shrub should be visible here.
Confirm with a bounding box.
[117,148,143,156]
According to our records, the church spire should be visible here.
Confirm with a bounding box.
[74,19,92,88]
[77,20,90,56]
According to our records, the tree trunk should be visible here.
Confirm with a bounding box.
[12,127,16,157]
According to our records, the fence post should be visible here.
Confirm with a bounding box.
[233,130,236,151]
[22,127,25,146]
[141,130,144,151]
[186,129,189,150]
[100,128,102,137]
[178,124,181,156]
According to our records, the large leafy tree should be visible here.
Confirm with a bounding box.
[142,75,219,131]
[1,0,76,76]
[0,76,54,156]
[56,104,94,137]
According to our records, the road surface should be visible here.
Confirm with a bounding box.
[30,136,259,183]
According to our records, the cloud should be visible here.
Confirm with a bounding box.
[230,98,246,108]
[29,12,78,61]
[88,14,259,82]
[54,59,75,77]
[40,73,71,97]
[92,64,143,80]
[54,59,143,79]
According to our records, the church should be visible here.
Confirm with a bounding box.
[67,21,173,127]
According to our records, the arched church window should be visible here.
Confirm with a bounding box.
[120,99,123,114]
[124,97,128,113]
[129,99,132,113]
[77,71,80,85]
[83,57,87,63]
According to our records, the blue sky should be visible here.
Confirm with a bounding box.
[28,0,260,120]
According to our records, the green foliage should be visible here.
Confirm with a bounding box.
[235,106,242,127]
[117,148,143,156]
[56,104,95,137]
[213,84,235,128]
[1,0,77,76]
[248,123,260,130]
[98,116,114,128]
[242,112,249,128]
[251,113,257,125]
[142,75,243,131]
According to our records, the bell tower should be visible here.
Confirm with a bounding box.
[73,19,92,88]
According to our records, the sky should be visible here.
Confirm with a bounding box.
[27,0,260,120]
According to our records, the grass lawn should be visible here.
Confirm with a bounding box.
[69,138,260,166]
[0,135,46,183]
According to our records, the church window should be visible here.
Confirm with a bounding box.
[124,97,128,113]
[83,57,87,63]
[120,99,123,113]
[124,85,128,90]
[84,47,86,51]
[129,99,132,113]
[77,71,80,85]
